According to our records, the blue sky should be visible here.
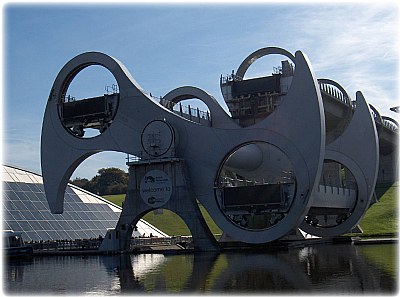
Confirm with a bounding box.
[2,3,399,179]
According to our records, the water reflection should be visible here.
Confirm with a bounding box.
[4,244,397,294]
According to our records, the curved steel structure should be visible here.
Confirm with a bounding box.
[41,46,391,249]
[235,47,295,80]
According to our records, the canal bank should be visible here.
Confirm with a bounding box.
[22,235,398,257]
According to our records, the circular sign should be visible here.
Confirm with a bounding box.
[140,170,173,207]
[141,120,174,157]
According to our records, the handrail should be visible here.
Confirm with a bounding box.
[219,175,295,187]
[126,152,181,164]
[318,79,351,107]
[381,116,399,132]
[130,235,193,248]
[29,238,103,251]
[154,95,211,123]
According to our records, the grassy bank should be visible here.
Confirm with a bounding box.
[103,194,125,207]
[103,183,398,237]
[356,183,398,237]
[102,194,221,236]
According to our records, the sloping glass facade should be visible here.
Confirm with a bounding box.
[2,165,167,241]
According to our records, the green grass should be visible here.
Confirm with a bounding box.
[102,194,125,207]
[104,183,398,238]
[102,194,222,236]
[357,183,398,237]
[141,209,191,236]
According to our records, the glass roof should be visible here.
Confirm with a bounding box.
[2,165,167,242]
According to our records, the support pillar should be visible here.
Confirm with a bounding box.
[101,158,219,252]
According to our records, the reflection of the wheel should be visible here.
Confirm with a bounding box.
[294,244,395,293]
[205,252,311,292]
[4,244,395,294]
[109,244,395,293]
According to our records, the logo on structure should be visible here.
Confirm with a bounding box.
[144,176,156,183]
[140,170,172,207]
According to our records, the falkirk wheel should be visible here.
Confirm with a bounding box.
[41,47,379,251]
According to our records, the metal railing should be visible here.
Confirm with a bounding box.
[174,103,211,122]
[220,73,243,84]
[319,82,350,106]
[125,151,180,164]
[382,116,399,132]
[150,95,211,124]
[130,236,193,249]
[28,238,103,251]
[219,174,295,188]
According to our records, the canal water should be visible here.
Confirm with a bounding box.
[4,243,397,294]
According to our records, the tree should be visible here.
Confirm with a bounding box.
[94,167,129,195]
[70,167,128,196]
[71,177,90,190]
[105,182,127,195]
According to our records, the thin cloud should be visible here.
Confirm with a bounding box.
[284,4,399,117]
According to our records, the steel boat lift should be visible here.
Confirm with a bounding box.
[41,47,396,251]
